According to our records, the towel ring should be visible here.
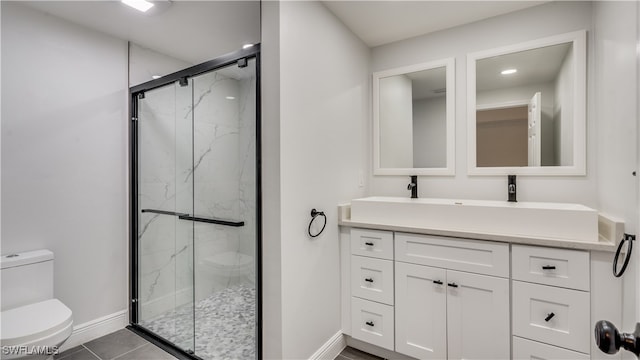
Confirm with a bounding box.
[613,233,635,277]
[308,209,327,238]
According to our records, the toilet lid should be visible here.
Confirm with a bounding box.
[1,299,73,346]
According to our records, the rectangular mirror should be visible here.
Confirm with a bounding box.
[373,58,455,176]
[467,30,586,175]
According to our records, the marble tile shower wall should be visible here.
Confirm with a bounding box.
[138,82,194,321]
[193,69,256,301]
[137,66,256,321]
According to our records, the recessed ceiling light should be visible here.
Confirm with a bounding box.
[151,75,162,80]
[121,0,154,13]
[501,69,517,75]
[226,96,236,100]
[242,44,254,49]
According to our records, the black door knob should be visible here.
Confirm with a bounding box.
[595,320,640,356]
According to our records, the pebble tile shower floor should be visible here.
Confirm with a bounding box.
[141,283,255,360]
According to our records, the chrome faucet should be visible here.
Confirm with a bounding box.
[508,175,517,202]
[407,175,418,199]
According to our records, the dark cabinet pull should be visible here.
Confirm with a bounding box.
[365,242,374,246]
[365,321,374,327]
[433,280,443,285]
[542,265,556,270]
[365,278,374,283]
[448,282,458,288]
[545,312,555,322]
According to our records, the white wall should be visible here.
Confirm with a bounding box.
[413,97,446,168]
[262,1,370,358]
[371,1,597,204]
[129,43,192,87]
[379,75,413,168]
[592,0,639,342]
[1,2,128,326]
[260,2,283,358]
[637,0,640,328]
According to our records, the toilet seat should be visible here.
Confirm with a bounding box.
[1,299,73,347]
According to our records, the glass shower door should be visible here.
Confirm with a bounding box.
[133,53,258,359]
[136,79,195,353]
[190,58,257,359]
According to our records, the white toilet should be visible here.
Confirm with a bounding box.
[1,250,73,360]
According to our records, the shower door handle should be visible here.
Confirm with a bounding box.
[178,215,244,227]
[141,209,188,217]
[141,208,244,227]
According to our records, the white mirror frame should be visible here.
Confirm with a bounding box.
[466,30,587,176]
[373,58,456,176]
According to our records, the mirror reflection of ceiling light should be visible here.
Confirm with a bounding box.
[121,0,154,12]
[226,96,236,100]
[501,69,518,75]
[152,75,162,80]
[242,44,255,49]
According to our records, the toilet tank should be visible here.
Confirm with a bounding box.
[1,250,54,311]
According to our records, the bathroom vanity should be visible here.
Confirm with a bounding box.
[338,199,624,360]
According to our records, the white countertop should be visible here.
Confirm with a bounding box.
[338,203,622,252]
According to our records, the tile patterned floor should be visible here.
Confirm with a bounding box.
[335,347,385,360]
[54,329,177,360]
[55,329,381,360]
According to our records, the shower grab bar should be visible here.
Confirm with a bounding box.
[141,208,244,227]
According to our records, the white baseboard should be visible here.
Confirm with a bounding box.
[309,331,346,360]
[59,309,128,352]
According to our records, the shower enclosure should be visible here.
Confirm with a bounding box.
[129,46,261,360]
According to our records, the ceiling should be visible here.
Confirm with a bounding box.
[322,1,548,48]
[22,0,261,65]
[21,0,548,65]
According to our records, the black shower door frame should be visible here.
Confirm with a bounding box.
[127,45,262,360]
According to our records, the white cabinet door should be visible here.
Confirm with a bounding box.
[395,262,447,360]
[446,270,510,360]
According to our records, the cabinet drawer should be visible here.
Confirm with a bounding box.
[351,228,393,260]
[512,245,590,291]
[350,297,394,351]
[395,233,509,277]
[351,256,394,305]
[513,336,589,360]
[513,281,590,353]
